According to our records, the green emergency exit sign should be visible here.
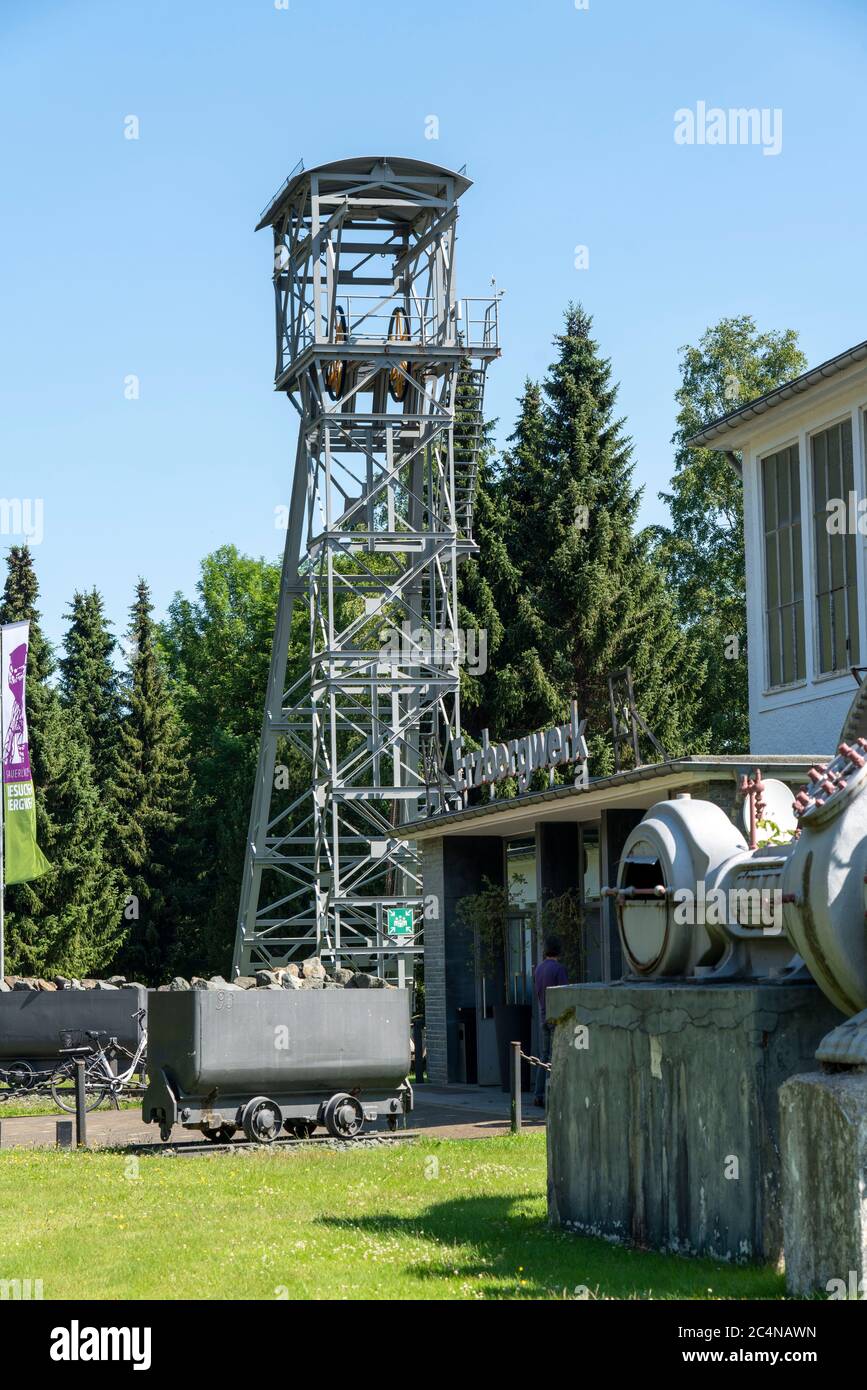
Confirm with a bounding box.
[386,907,413,937]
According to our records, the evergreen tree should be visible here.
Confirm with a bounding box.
[0,547,123,976]
[111,579,189,982]
[652,316,807,749]
[455,362,509,741]
[485,306,704,767]
[59,589,121,788]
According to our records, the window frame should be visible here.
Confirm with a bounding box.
[809,414,860,678]
[759,440,807,691]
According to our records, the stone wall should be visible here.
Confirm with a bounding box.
[546,980,843,1261]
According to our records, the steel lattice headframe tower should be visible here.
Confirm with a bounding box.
[233,157,500,980]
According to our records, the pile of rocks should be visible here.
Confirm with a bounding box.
[1,958,397,994]
[0,975,144,993]
[158,958,396,992]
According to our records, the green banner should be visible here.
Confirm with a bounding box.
[2,621,50,885]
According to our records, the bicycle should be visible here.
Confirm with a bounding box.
[49,1008,148,1113]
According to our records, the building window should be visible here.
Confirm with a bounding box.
[812,419,859,674]
[505,836,535,1006]
[762,444,806,687]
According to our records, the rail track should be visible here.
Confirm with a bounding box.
[132,1129,421,1158]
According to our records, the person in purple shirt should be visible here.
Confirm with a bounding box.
[533,935,568,1107]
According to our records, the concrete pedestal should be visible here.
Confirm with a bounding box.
[780,1070,867,1296]
[546,981,842,1263]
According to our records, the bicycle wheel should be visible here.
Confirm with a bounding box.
[49,1064,110,1113]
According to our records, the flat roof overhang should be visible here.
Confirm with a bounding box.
[402,754,827,841]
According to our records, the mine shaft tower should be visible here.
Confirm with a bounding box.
[233,157,500,980]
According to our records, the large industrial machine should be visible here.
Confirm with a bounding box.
[232,156,500,984]
[611,691,867,1062]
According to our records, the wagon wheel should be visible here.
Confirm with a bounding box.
[4,1060,33,1090]
[202,1123,236,1144]
[323,1092,365,1139]
[241,1096,282,1144]
[324,305,348,400]
[387,306,411,402]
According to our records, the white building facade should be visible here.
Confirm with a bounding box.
[690,340,867,756]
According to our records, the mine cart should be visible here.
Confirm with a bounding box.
[0,986,147,1090]
[143,987,412,1142]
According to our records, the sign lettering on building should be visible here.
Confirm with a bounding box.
[450,700,589,797]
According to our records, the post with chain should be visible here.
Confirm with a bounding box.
[74,1058,87,1147]
[510,1040,522,1133]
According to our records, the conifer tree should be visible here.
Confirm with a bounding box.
[59,589,121,789]
[111,579,188,981]
[0,547,123,976]
[486,306,704,767]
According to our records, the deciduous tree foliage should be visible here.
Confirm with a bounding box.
[652,316,807,750]
[160,545,307,975]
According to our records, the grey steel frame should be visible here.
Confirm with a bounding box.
[233,158,499,979]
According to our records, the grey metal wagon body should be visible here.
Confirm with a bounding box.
[0,987,147,1084]
[142,988,412,1142]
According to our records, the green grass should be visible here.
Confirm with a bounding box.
[0,1133,786,1300]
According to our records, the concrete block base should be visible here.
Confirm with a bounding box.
[780,1069,867,1296]
[546,981,842,1263]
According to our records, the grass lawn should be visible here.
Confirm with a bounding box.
[0,1092,140,1118]
[0,1133,787,1300]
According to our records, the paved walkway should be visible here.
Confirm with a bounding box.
[0,1084,545,1149]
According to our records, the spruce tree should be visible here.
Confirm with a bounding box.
[111,579,189,982]
[487,306,704,767]
[0,547,123,977]
[59,589,121,789]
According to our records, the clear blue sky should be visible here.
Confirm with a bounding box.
[1,0,865,651]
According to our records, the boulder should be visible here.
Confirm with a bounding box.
[234,976,258,990]
[36,978,57,991]
[301,956,327,982]
[255,970,279,988]
[122,982,146,990]
[333,967,355,986]
[346,972,390,989]
[282,974,304,990]
[13,978,38,991]
[80,980,99,990]
[169,977,191,991]
[106,975,127,986]
[0,978,9,992]
[274,964,299,982]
